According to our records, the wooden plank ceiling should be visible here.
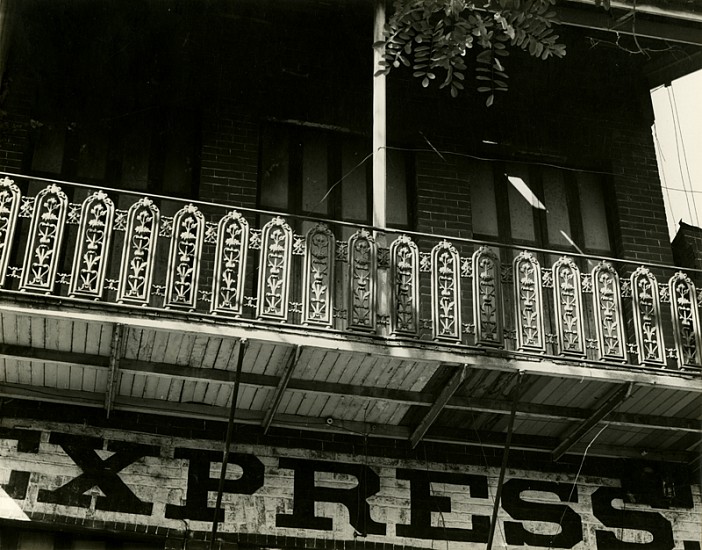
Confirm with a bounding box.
[0,309,700,466]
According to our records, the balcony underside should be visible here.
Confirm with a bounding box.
[0,299,699,467]
[0,174,700,467]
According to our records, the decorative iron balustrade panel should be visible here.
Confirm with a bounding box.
[552,257,585,356]
[592,262,627,362]
[631,266,666,366]
[513,251,545,352]
[472,247,504,347]
[211,211,249,316]
[165,204,205,310]
[347,229,376,331]
[0,176,700,373]
[302,223,335,327]
[669,272,702,368]
[68,191,115,299]
[19,184,68,294]
[390,235,419,337]
[431,240,461,341]
[117,197,160,305]
[256,217,293,321]
[0,178,21,288]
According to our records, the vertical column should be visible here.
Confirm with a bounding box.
[373,0,388,335]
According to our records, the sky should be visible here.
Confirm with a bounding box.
[650,69,702,240]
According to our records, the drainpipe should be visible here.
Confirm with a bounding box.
[209,338,247,550]
[486,371,523,550]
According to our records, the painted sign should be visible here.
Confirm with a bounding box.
[0,422,700,549]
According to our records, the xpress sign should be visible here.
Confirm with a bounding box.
[1,426,700,549]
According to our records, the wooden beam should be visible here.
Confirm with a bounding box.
[262,346,300,434]
[409,365,467,448]
[3,300,701,393]
[552,383,634,461]
[558,4,702,46]
[104,324,124,418]
[0,383,695,463]
[0,342,699,434]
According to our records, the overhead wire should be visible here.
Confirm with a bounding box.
[669,85,700,225]
[666,85,698,226]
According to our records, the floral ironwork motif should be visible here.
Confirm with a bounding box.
[630,267,665,366]
[256,217,293,321]
[211,211,249,316]
[347,229,376,331]
[431,240,461,341]
[117,197,160,305]
[472,246,503,346]
[68,191,115,299]
[19,184,68,293]
[164,204,205,310]
[0,178,21,287]
[552,257,585,356]
[591,262,626,361]
[390,235,419,336]
[669,271,702,368]
[513,251,544,352]
[302,224,335,327]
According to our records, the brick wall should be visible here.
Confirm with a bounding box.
[0,71,32,174]
[198,101,259,209]
[1,416,700,549]
[672,221,702,284]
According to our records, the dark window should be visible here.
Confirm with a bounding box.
[28,107,200,198]
[469,159,613,255]
[259,123,413,234]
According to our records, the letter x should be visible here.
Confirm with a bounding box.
[38,433,158,515]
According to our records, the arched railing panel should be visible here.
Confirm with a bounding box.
[69,191,115,299]
[431,240,461,341]
[473,246,503,347]
[0,177,21,287]
[117,197,160,305]
[514,251,544,352]
[165,204,205,310]
[19,184,68,293]
[302,223,335,327]
[592,261,627,361]
[256,216,293,321]
[390,235,419,337]
[631,266,665,366]
[552,257,585,357]
[347,229,376,331]
[669,271,702,368]
[211,211,249,316]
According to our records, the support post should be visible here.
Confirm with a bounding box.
[210,338,247,549]
[373,0,389,335]
[372,0,386,229]
[104,323,124,418]
[486,371,523,550]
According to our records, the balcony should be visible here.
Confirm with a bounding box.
[0,173,700,461]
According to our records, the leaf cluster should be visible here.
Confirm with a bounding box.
[377,0,568,105]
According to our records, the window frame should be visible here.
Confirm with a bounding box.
[473,160,615,257]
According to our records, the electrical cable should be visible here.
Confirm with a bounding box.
[669,85,700,225]
[666,86,697,226]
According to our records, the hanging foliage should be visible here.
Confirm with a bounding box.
[377,0,571,105]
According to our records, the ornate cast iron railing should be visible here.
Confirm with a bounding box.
[1,174,701,371]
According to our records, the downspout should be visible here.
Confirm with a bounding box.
[486,371,523,550]
[209,338,247,549]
